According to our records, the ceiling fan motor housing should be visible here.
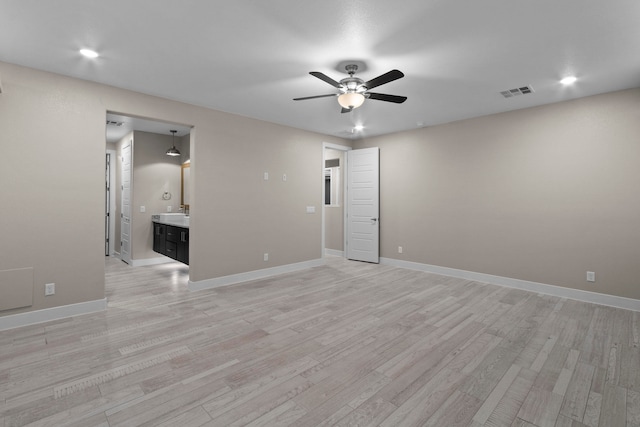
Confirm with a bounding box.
[340,77,366,93]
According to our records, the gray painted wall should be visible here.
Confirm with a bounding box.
[1,58,638,320]
[355,88,640,299]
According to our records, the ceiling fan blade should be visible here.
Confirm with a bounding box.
[364,69,404,90]
[310,71,342,88]
[293,94,338,101]
[367,92,407,103]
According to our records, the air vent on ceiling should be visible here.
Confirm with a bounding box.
[106,120,124,126]
[500,85,534,98]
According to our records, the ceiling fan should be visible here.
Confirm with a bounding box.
[293,64,407,113]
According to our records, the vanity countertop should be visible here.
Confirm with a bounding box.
[152,214,189,228]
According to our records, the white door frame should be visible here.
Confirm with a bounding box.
[321,142,352,258]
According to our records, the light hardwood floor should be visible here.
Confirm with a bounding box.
[1,256,639,426]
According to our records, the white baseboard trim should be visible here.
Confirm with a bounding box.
[130,256,174,267]
[380,257,640,312]
[0,298,108,331]
[188,258,325,291]
[325,249,344,257]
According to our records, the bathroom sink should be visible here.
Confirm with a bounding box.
[156,213,185,219]
[152,213,189,227]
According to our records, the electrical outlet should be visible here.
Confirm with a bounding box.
[263,172,269,181]
[140,205,146,213]
[45,283,55,296]
[264,253,269,262]
[586,271,596,282]
[398,246,403,254]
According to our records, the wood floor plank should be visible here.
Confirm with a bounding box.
[484,367,537,427]
[0,256,638,426]
[627,389,640,426]
[473,363,521,424]
[155,405,212,427]
[559,361,596,422]
[460,342,522,402]
[599,383,626,427]
[424,390,482,427]
[516,386,564,426]
[378,368,466,427]
[243,400,307,427]
[217,375,313,426]
[619,345,640,390]
[582,391,602,427]
[333,397,397,427]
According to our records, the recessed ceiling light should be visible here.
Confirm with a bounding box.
[560,76,577,85]
[80,48,99,59]
[354,125,364,131]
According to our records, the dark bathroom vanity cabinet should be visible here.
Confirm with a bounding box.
[153,221,189,265]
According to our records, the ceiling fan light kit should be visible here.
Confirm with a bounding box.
[338,92,365,109]
[294,64,407,113]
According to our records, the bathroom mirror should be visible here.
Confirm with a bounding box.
[324,156,340,206]
[181,162,190,209]
[324,166,340,206]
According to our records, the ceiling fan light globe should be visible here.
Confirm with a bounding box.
[338,92,365,109]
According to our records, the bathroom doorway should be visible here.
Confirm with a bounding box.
[105,112,192,268]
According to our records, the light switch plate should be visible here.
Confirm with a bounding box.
[45,283,55,296]
[306,206,316,214]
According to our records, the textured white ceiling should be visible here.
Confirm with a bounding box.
[2,0,639,139]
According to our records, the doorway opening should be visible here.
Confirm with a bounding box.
[105,112,192,270]
[322,143,351,258]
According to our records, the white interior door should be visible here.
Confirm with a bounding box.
[105,152,111,256]
[107,149,117,256]
[347,147,379,263]
[120,142,132,264]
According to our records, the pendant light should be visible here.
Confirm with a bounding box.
[166,130,181,156]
